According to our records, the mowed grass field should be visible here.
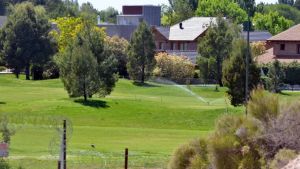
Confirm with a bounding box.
[0,74,299,168]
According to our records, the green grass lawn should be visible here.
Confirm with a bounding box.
[1,74,297,168]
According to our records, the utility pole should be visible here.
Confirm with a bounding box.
[245,3,251,116]
[58,120,67,169]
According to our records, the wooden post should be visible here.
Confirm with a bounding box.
[125,148,128,169]
[63,120,67,169]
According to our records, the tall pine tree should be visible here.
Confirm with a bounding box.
[127,21,156,84]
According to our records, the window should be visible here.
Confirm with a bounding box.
[280,44,285,50]
[298,44,300,54]
[172,42,177,50]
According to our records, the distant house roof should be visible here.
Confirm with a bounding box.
[169,17,217,41]
[0,16,7,28]
[242,31,272,42]
[256,48,300,64]
[154,26,170,39]
[268,24,300,41]
[98,24,137,40]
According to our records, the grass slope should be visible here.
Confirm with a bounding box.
[0,74,252,168]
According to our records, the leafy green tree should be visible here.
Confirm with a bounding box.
[0,2,53,79]
[253,11,294,35]
[104,36,129,78]
[268,60,284,93]
[222,39,260,106]
[263,4,300,24]
[127,21,156,84]
[56,23,117,101]
[197,56,217,83]
[161,0,194,26]
[198,17,238,86]
[80,2,98,23]
[196,0,247,24]
[99,7,118,24]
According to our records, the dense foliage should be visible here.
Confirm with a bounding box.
[222,39,260,106]
[56,23,117,101]
[104,36,129,78]
[127,21,156,84]
[153,53,195,83]
[253,11,294,35]
[195,0,247,24]
[198,17,239,86]
[170,88,300,169]
[0,2,54,80]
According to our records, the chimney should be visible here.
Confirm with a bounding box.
[179,23,184,29]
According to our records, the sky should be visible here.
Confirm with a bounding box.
[77,0,278,12]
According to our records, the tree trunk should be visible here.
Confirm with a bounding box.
[25,64,30,80]
[15,68,19,79]
[217,58,223,87]
[141,63,145,84]
[83,79,87,102]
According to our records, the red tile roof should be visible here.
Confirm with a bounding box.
[268,24,300,41]
[256,48,300,64]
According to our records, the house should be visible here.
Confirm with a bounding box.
[152,17,272,62]
[152,17,217,62]
[257,24,300,64]
[98,5,161,40]
[117,5,161,26]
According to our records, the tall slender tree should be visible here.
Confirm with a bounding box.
[127,21,156,84]
[198,17,239,86]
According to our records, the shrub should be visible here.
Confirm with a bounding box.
[168,139,209,169]
[251,41,266,58]
[248,87,279,125]
[270,149,297,169]
[154,53,195,84]
[0,66,6,72]
[0,159,10,169]
[257,102,300,158]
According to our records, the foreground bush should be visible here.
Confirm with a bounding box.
[270,149,297,169]
[154,53,195,83]
[168,139,209,169]
[170,88,300,169]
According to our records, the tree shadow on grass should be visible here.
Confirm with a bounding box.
[133,82,160,88]
[74,99,109,108]
[279,92,291,96]
[0,102,6,105]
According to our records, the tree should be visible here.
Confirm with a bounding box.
[263,4,300,24]
[268,60,284,93]
[0,2,53,79]
[127,21,156,84]
[278,0,295,5]
[294,0,300,9]
[198,17,238,86]
[195,0,247,24]
[253,11,294,35]
[222,39,260,106]
[99,7,118,24]
[104,36,129,78]
[50,17,84,52]
[80,2,98,23]
[161,0,195,26]
[197,56,217,83]
[56,23,117,101]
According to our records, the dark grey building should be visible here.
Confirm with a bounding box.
[117,5,161,26]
